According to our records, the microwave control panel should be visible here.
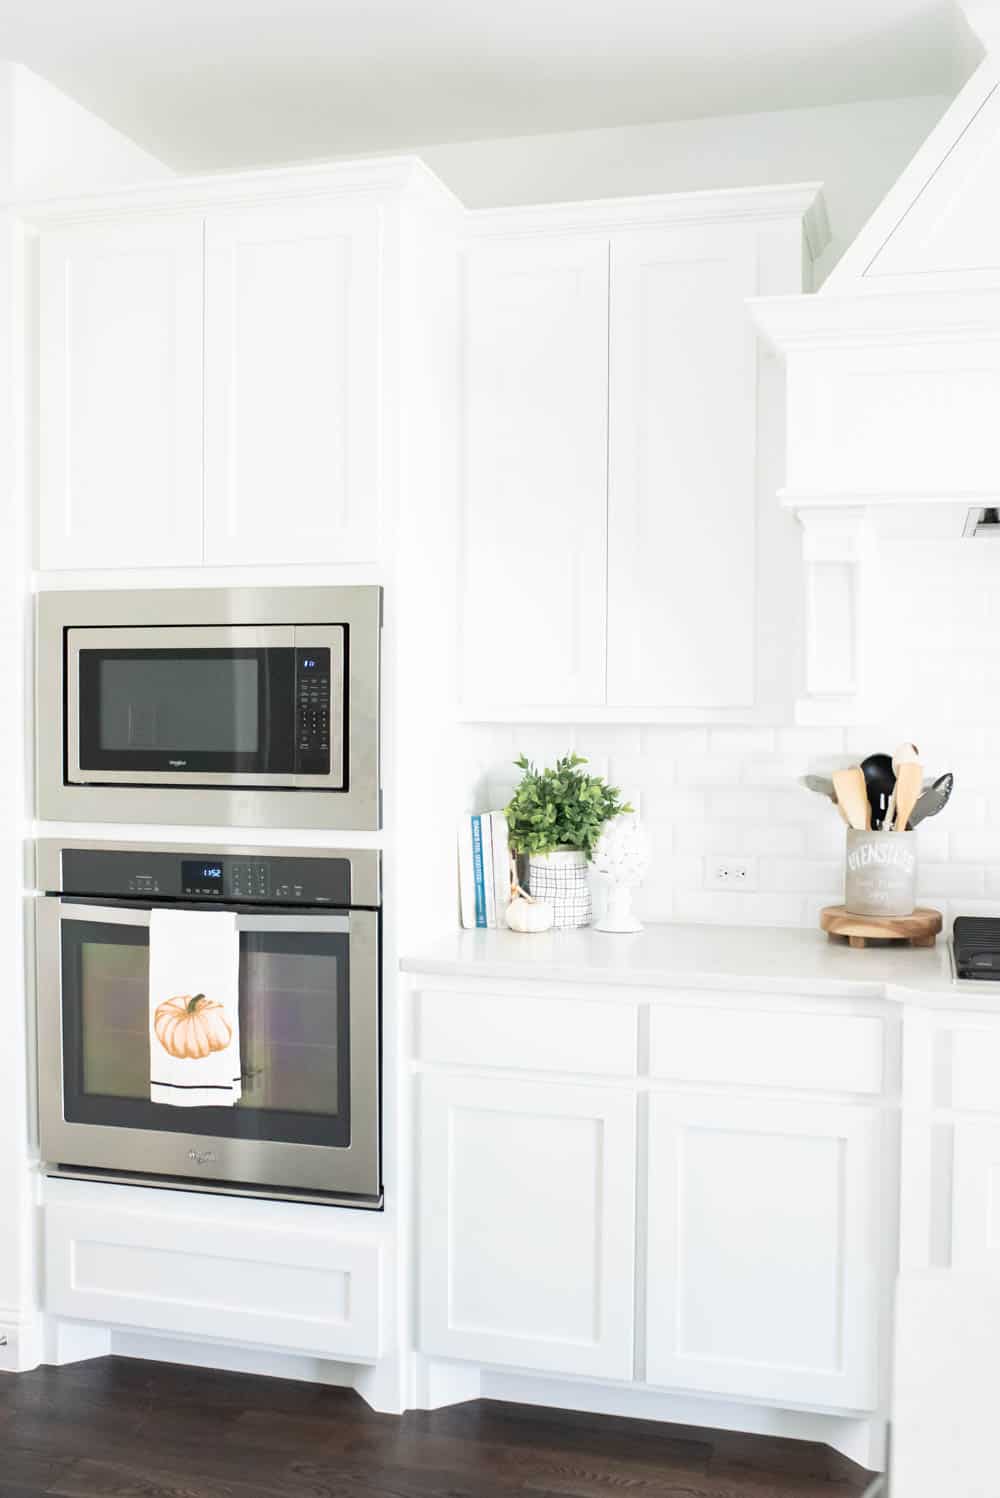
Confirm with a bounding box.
[295,648,332,774]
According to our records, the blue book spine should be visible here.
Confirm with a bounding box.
[471,815,487,929]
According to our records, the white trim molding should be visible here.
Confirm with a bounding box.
[0,1305,45,1373]
[467,182,829,256]
[794,506,874,725]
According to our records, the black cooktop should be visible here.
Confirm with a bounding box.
[953,917,1000,980]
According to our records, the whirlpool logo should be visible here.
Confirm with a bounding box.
[168,759,188,768]
[187,1149,216,1167]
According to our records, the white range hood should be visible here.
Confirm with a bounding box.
[751,55,1000,722]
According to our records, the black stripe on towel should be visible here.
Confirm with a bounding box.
[150,1081,239,1091]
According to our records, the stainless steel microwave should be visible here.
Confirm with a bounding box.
[37,587,381,830]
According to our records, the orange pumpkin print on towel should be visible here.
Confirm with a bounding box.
[154,993,233,1060]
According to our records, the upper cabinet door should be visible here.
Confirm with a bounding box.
[204,198,381,566]
[460,239,609,709]
[607,225,759,708]
[39,220,204,570]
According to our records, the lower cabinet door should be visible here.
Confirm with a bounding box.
[645,1093,881,1410]
[419,1072,637,1378]
[951,1118,1000,1268]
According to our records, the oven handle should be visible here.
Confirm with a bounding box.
[55,902,353,935]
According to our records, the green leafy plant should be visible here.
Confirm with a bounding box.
[504,753,633,858]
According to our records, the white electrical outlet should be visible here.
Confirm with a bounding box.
[705,857,758,891]
[0,1326,17,1373]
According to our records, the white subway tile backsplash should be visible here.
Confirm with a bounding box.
[462,657,992,928]
[707,727,776,756]
[706,789,769,820]
[759,858,842,894]
[640,788,705,821]
[775,727,846,756]
[918,864,986,899]
[675,756,745,787]
[673,890,806,927]
[674,821,806,857]
[949,827,1000,862]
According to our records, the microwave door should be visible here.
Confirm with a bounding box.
[66,625,345,791]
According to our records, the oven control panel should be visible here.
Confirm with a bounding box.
[59,849,360,907]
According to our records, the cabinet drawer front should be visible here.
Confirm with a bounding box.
[416,989,637,1076]
[45,1204,381,1360]
[649,1003,884,1094]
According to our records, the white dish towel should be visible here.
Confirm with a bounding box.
[149,909,242,1108]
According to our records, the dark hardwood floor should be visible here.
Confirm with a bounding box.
[0,1356,873,1498]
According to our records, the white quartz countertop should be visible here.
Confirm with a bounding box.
[401,922,996,1006]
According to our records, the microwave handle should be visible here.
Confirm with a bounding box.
[55,902,352,936]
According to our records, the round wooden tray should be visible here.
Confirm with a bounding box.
[820,906,943,950]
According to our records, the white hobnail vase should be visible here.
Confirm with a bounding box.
[526,848,592,929]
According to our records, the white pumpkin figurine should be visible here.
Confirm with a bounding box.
[504,855,555,934]
[505,893,555,934]
[591,813,649,933]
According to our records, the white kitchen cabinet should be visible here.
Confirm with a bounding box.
[39,218,204,569]
[951,1119,1000,1269]
[418,1071,637,1378]
[645,1091,881,1410]
[204,198,381,566]
[459,190,819,719]
[45,1201,382,1360]
[460,239,609,708]
[607,225,758,708]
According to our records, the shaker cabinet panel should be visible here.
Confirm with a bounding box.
[418,1072,636,1378]
[459,240,610,709]
[39,220,205,570]
[204,198,381,565]
[951,1119,1000,1269]
[606,226,759,708]
[645,1092,881,1410]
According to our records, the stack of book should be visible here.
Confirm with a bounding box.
[458,812,512,929]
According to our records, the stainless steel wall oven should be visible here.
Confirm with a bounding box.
[35,840,381,1206]
[37,586,381,830]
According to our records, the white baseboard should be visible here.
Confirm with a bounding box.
[110,1328,358,1387]
[0,1307,45,1373]
[478,1369,886,1472]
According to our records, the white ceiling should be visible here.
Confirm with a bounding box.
[0,0,979,171]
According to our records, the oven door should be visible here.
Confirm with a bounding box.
[36,898,379,1200]
[66,625,346,790]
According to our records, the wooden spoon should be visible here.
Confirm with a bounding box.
[893,761,923,833]
[832,767,870,831]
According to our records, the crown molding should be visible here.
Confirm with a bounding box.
[13,153,461,228]
[466,182,830,259]
[751,283,1000,352]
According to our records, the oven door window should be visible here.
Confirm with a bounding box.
[76,648,295,776]
[60,917,351,1147]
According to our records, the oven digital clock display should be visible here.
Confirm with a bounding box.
[181,859,226,894]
